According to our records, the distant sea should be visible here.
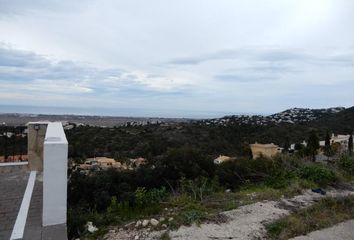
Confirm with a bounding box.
[0,105,261,119]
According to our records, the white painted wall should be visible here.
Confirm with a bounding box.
[43,122,68,226]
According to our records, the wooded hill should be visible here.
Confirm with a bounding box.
[66,107,354,161]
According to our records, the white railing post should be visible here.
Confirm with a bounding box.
[43,122,68,226]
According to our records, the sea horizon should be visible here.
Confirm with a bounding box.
[0,104,264,119]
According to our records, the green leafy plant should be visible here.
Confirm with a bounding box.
[337,155,354,175]
[297,165,337,186]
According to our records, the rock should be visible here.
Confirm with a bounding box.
[142,219,149,227]
[150,218,159,226]
[86,221,98,233]
[168,217,174,222]
[135,220,142,228]
[124,221,135,228]
[109,229,116,233]
[162,224,167,228]
[159,217,165,222]
[225,189,231,193]
[134,235,139,240]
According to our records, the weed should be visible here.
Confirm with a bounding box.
[297,165,337,186]
[266,196,354,239]
[159,231,171,240]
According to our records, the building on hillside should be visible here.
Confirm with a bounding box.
[250,143,282,159]
[83,157,122,170]
[129,157,146,167]
[213,155,232,164]
[319,134,352,153]
[85,158,98,165]
[96,157,116,166]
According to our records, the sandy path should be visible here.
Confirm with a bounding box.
[290,219,354,240]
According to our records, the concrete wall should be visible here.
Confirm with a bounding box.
[27,123,48,171]
[43,122,68,226]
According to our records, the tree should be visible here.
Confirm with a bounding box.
[283,137,290,153]
[324,131,332,158]
[349,134,353,156]
[307,131,320,162]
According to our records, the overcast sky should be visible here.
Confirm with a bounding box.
[0,0,353,117]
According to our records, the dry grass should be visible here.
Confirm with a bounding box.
[266,195,354,240]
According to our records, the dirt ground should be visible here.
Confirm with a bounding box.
[104,182,354,240]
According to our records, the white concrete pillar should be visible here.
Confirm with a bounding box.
[43,122,68,226]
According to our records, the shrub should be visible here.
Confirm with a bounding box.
[297,165,337,186]
[266,220,288,239]
[179,176,219,201]
[177,202,207,226]
[337,155,354,175]
[135,186,168,207]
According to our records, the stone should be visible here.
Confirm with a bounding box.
[142,219,149,227]
[162,224,167,228]
[134,235,139,240]
[135,220,142,228]
[225,189,231,193]
[86,221,98,233]
[159,217,165,222]
[168,217,174,222]
[150,218,159,226]
[124,221,135,228]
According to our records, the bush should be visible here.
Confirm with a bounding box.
[337,155,354,175]
[177,202,207,226]
[135,187,168,208]
[179,176,220,201]
[297,165,337,186]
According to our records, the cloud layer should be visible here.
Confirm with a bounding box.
[0,0,353,117]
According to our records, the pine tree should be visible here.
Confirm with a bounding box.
[307,131,320,162]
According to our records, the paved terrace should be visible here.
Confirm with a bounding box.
[0,122,68,240]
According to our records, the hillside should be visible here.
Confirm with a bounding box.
[197,107,346,126]
[63,107,354,161]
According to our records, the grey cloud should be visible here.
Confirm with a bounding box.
[167,48,313,65]
[0,0,85,16]
[167,49,243,65]
[0,46,188,96]
[0,47,47,67]
[258,50,310,62]
[167,47,354,68]
[215,73,275,83]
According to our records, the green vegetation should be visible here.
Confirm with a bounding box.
[68,150,349,239]
[349,134,353,155]
[0,126,27,157]
[64,108,354,239]
[297,165,337,186]
[307,131,320,162]
[266,196,354,240]
[337,155,354,177]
